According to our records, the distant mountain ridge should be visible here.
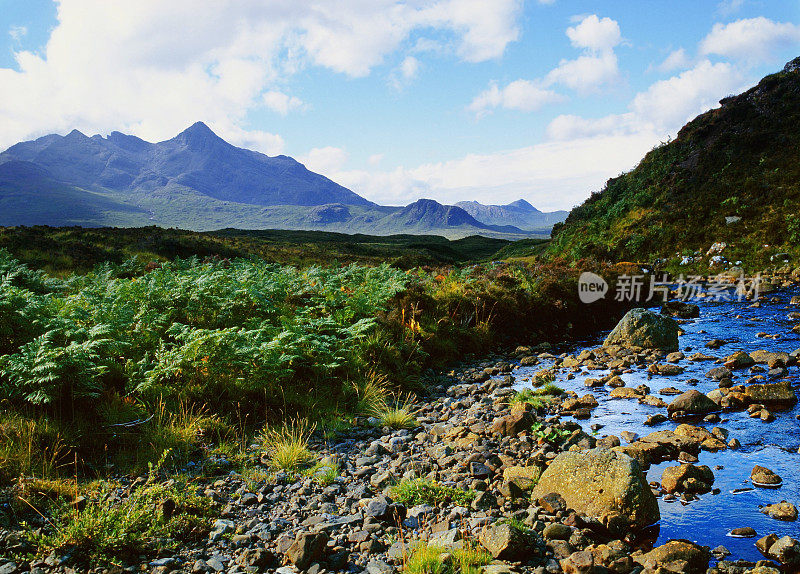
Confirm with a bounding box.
[456,199,568,231]
[0,123,560,239]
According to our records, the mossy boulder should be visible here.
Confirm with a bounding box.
[530,448,659,531]
[604,308,679,351]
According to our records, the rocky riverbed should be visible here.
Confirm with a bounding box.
[1,278,799,574]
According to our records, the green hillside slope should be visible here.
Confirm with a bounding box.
[549,57,800,271]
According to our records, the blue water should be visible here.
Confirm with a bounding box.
[511,286,800,562]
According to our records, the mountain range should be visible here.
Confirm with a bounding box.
[0,122,565,239]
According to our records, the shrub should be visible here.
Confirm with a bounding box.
[259,420,315,472]
[390,479,475,508]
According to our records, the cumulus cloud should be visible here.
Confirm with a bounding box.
[299,146,350,175]
[0,0,524,151]
[547,60,745,141]
[468,80,563,116]
[700,17,800,64]
[262,91,305,115]
[332,132,658,210]
[545,14,622,93]
[565,14,621,52]
[657,48,691,73]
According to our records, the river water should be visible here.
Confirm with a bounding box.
[512,285,800,562]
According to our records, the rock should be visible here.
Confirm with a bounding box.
[603,308,680,350]
[706,366,732,380]
[757,534,780,555]
[729,527,757,537]
[660,463,714,494]
[502,465,543,491]
[750,350,791,367]
[662,301,700,319]
[536,492,567,514]
[478,523,536,561]
[761,501,798,521]
[725,351,755,369]
[667,390,718,416]
[745,380,797,404]
[634,540,711,574]
[768,535,800,568]
[560,550,594,574]
[491,403,534,436]
[542,523,572,540]
[285,531,329,571]
[530,448,659,531]
[751,466,783,487]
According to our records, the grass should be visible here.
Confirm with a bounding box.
[28,453,214,565]
[391,478,475,508]
[405,542,492,574]
[530,422,572,443]
[259,420,316,472]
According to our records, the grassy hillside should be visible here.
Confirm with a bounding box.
[0,226,513,274]
[549,57,800,272]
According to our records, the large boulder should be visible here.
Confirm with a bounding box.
[491,402,535,436]
[604,308,680,350]
[667,390,718,416]
[530,448,659,531]
[634,540,711,574]
[660,463,714,494]
[478,523,539,561]
[744,380,797,405]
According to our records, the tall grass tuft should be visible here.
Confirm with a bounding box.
[259,420,315,472]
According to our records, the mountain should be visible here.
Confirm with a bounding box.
[549,57,800,269]
[1,121,371,207]
[456,199,567,231]
[0,123,549,239]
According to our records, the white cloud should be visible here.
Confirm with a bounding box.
[9,26,27,42]
[262,90,305,115]
[700,17,800,64]
[657,48,690,73]
[299,146,349,175]
[468,80,563,116]
[368,154,385,165]
[565,14,621,52]
[543,14,622,93]
[0,0,524,150]
[545,50,619,93]
[400,56,420,79]
[332,132,658,210]
[547,59,745,141]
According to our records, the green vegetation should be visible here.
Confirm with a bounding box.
[259,420,315,472]
[390,478,476,508]
[549,59,800,272]
[530,422,572,443]
[508,384,563,410]
[29,453,214,565]
[405,542,492,574]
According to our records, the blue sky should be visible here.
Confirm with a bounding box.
[1,1,799,210]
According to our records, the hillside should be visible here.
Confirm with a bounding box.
[549,57,800,271]
[456,199,567,232]
[0,124,552,239]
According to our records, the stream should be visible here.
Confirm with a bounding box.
[510,284,800,562]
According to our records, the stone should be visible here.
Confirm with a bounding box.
[751,465,783,486]
[660,463,714,494]
[537,492,567,514]
[478,523,536,561]
[502,465,543,491]
[756,533,780,555]
[662,301,700,319]
[560,550,593,574]
[491,403,534,436]
[725,351,755,369]
[667,390,718,416]
[634,540,711,574]
[603,308,680,350]
[542,523,572,540]
[761,501,798,521]
[530,448,659,531]
[768,535,800,568]
[745,381,797,404]
[729,527,757,537]
[285,531,329,571]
